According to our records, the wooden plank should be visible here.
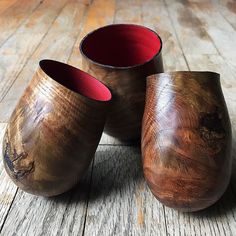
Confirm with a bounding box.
[0,0,42,46]
[0,0,17,15]
[186,0,236,60]
[164,0,236,73]
[164,0,218,55]
[217,0,236,31]
[0,0,69,102]
[165,185,236,236]
[0,173,92,236]
[185,1,236,95]
[0,0,87,102]
[84,146,167,236]
[0,123,17,230]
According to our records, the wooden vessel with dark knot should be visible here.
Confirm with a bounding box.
[142,71,232,212]
[2,60,111,197]
[80,24,164,141]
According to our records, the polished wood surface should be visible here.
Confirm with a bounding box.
[142,72,232,212]
[2,61,111,196]
[81,24,164,141]
[1,0,236,235]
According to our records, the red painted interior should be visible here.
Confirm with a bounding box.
[40,60,111,101]
[80,24,162,67]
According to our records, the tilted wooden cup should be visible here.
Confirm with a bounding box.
[2,60,111,196]
[142,71,232,212]
[80,24,163,141]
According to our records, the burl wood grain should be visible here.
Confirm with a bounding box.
[142,71,232,212]
[80,25,164,142]
[2,61,111,197]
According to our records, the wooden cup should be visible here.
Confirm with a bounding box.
[142,71,232,212]
[2,60,111,196]
[80,24,163,141]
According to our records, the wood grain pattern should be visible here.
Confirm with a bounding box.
[142,71,232,212]
[2,61,111,196]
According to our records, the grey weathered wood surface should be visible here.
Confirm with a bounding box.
[0,0,236,235]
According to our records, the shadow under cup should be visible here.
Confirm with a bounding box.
[80,24,164,141]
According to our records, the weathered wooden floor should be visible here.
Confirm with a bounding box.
[0,0,236,235]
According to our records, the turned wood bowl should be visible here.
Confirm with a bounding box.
[2,60,111,197]
[80,24,164,141]
[142,71,232,212]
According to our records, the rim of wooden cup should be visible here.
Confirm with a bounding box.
[79,23,163,69]
[39,59,112,102]
[147,71,220,79]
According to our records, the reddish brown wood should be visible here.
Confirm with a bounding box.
[2,60,111,197]
[142,71,232,212]
[80,24,164,141]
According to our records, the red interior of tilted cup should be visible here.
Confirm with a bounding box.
[39,60,111,102]
[80,24,162,68]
